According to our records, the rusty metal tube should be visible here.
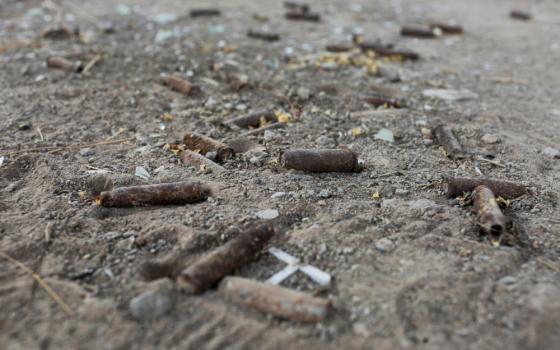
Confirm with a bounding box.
[97,181,210,207]
[177,223,275,293]
[162,75,195,95]
[472,185,509,243]
[434,125,465,160]
[220,277,331,323]
[444,177,527,199]
[280,149,364,173]
[183,133,234,162]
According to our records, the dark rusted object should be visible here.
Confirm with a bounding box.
[434,125,465,160]
[220,277,331,323]
[429,22,463,34]
[247,30,280,42]
[190,9,221,17]
[224,110,276,129]
[359,42,420,60]
[239,123,287,138]
[510,10,531,21]
[285,12,321,22]
[183,132,234,162]
[444,177,527,199]
[97,181,210,207]
[472,185,509,243]
[43,27,72,40]
[162,75,195,95]
[283,1,310,13]
[177,223,275,293]
[280,149,364,173]
[400,26,439,38]
[180,150,225,173]
[47,57,82,72]
[364,96,403,108]
[325,44,354,53]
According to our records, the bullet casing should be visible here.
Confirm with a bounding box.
[281,149,363,173]
[163,75,195,95]
[97,181,209,207]
[180,150,225,173]
[177,223,275,293]
[444,177,527,199]
[183,132,234,162]
[220,277,331,323]
[434,125,465,160]
[472,185,509,241]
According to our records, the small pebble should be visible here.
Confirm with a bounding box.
[319,189,332,199]
[256,209,279,220]
[129,280,174,321]
[542,147,559,159]
[271,192,286,199]
[498,276,516,285]
[481,134,500,144]
[375,238,395,253]
[80,148,96,157]
[296,87,311,100]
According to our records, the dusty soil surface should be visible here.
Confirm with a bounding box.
[1,0,559,349]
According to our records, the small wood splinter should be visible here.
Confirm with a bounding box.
[220,277,331,323]
[96,181,210,207]
[472,185,510,245]
[177,223,275,294]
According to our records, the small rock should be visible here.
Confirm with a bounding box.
[319,189,332,199]
[481,134,500,144]
[375,238,395,253]
[296,87,311,100]
[422,88,479,101]
[542,147,560,159]
[263,130,275,142]
[498,276,516,285]
[256,209,279,220]
[315,135,334,147]
[374,128,394,143]
[409,199,437,210]
[378,64,401,82]
[18,122,32,131]
[129,279,174,321]
[205,151,218,161]
[271,192,286,199]
[80,148,96,157]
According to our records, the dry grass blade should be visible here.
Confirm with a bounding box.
[0,251,75,317]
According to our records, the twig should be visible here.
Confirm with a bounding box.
[537,257,560,273]
[0,251,75,317]
[82,54,102,75]
[1,137,135,156]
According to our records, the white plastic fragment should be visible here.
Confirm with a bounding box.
[374,128,394,143]
[135,166,151,181]
[422,88,479,101]
[266,247,331,287]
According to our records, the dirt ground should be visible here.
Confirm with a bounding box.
[1,0,559,349]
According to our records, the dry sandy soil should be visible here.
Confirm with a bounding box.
[1,0,559,349]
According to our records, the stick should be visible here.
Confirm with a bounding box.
[1,137,135,156]
[0,251,74,317]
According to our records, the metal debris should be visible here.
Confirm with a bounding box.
[280,149,364,173]
[47,57,83,73]
[400,26,441,38]
[434,125,465,160]
[444,177,527,199]
[183,132,234,163]
[510,10,532,21]
[285,12,321,22]
[247,30,280,42]
[177,222,275,294]
[190,9,221,18]
[429,22,463,34]
[472,185,510,245]
[220,277,331,323]
[96,181,211,207]
[162,74,196,95]
[266,247,331,286]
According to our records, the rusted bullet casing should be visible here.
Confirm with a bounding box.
[401,26,439,38]
[283,1,310,13]
[280,149,363,173]
[359,43,420,61]
[224,110,277,129]
[325,44,353,53]
[183,132,234,163]
[364,96,403,108]
[177,223,275,293]
[163,75,195,95]
[429,22,463,34]
[444,177,527,199]
[510,10,531,21]
[97,181,210,207]
[434,125,465,160]
[285,12,321,22]
[247,30,280,42]
[180,150,225,173]
[47,57,82,72]
[190,9,221,17]
[472,185,509,242]
[220,277,331,323]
